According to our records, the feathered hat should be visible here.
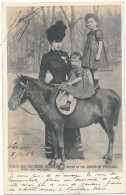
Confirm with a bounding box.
[45,21,67,42]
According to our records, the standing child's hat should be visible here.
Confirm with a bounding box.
[45,21,67,42]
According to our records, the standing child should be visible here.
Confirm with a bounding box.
[60,52,95,111]
[82,13,108,89]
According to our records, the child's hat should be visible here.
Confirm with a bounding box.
[45,21,67,42]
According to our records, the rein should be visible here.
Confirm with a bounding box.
[19,80,63,116]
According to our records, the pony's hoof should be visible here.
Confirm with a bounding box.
[79,157,85,160]
[103,154,109,159]
[106,158,112,164]
[48,160,56,167]
[58,163,65,170]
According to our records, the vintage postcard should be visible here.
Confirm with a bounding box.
[2,1,126,194]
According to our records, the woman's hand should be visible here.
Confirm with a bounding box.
[96,54,100,60]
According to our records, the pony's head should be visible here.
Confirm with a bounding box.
[8,74,28,110]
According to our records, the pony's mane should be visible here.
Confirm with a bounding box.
[14,75,60,90]
[26,76,60,89]
[24,76,38,83]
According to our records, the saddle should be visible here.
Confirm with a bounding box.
[56,91,77,115]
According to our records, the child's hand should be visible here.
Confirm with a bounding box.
[67,82,72,86]
[96,54,100,60]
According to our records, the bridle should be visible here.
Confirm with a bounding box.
[18,79,62,116]
[18,80,29,105]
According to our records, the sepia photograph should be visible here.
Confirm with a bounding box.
[2,1,126,194]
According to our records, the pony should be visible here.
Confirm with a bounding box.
[8,74,121,170]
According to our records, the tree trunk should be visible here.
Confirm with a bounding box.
[51,6,55,25]
[70,6,75,52]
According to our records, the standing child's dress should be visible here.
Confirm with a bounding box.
[61,66,95,99]
[83,29,108,69]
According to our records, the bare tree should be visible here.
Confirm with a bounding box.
[51,6,56,25]
[60,6,76,52]
[93,6,100,15]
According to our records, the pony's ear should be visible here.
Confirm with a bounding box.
[16,73,22,78]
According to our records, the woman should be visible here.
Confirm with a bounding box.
[38,21,84,159]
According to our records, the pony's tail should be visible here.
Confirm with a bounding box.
[114,97,121,126]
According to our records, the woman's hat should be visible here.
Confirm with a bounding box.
[45,21,67,42]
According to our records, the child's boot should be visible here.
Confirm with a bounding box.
[60,94,73,111]
[60,101,71,111]
[93,79,100,90]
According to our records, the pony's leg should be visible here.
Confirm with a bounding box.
[48,131,58,167]
[99,118,109,159]
[57,127,66,170]
[99,118,114,163]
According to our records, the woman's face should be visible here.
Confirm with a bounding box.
[51,40,63,51]
[86,17,97,30]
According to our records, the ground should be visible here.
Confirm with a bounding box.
[7,66,123,172]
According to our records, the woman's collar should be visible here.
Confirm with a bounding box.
[49,49,61,55]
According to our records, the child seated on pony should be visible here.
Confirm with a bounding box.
[60,52,95,111]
